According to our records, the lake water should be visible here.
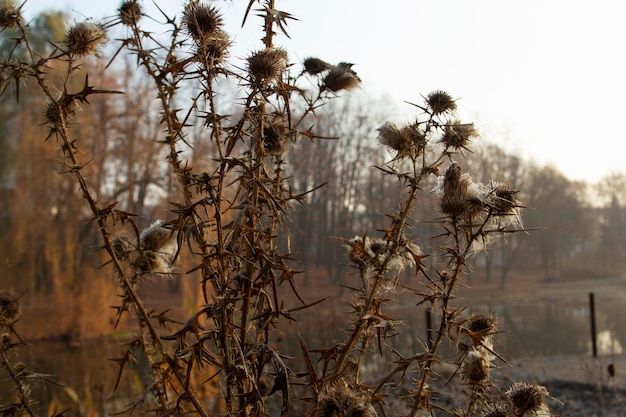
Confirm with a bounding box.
[3,280,625,415]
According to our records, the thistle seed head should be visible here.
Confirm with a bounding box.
[426,90,457,115]
[247,48,288,84]
[439,162,470,216]
[0,290,21,327]
[137,220,178,274]
[182,2,222,43]
[506,382,549,416]
[378,122,426,159]
[0,2,22,30]
[440,122,478,150]
[64,21,108,57]
[44,98,79,127]
[309,379,378,417]
[323,62,361,92]
[462,350,490,385]
[486,181,520,215]
[377,122,407,152]
[263,122,287,155]
[302,57,332,75]
[466,312,498,337]
[193,29,230,65]
[118,0,142,26]
[112,233,135,261]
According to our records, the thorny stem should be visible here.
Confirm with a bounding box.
[0,346,36,417]
[30,46,211,416]
[332,183,420,379]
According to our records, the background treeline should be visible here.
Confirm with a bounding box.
[0,11,623,341]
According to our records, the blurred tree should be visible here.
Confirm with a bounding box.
[523,165,588,276]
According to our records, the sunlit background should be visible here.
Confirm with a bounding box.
[22,0,626,183]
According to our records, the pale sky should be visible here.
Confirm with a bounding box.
[21,0,626,183]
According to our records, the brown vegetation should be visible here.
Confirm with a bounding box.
[0,1,624,416]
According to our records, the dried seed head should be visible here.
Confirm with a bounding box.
[506,382,549,416]
[466,312,498,337]
[426,90,457,115]
[44,98,79,127]
[310,379,378,417]
[193,29,230,66]
[482,404,512,417]
[118,0,142,26]
[112,233,135,260]
[182,2,222,43]
[302,57,332,75]
[263,122,287,155]
[378,122,426,159]
[137,220,178,274]
[140,220,174,252]
[323,62,361,92]
[345,236,379,270]
[0,290,21,327]
[0,2,22,30]
[0,332,11,349]
[247,48,288,84]
[440,121,478,150]
[439,162,470,216]
[377,122,407,152]
[64,21,108,56]
[462,350,490,384]
[486,181,520,215]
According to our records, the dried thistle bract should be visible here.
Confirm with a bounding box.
[323,62,361,92]
[64,21,108,57]
[440,121,478,150]
[193,29,230,65]
[0,290,21,327]
[426,90,457,115]
[182,2,222,43]
[247,48,288,84]
[0,1,22,30]
[378,122,426,159]
[117,0,142,26]
[302,57,332,75]
[506,382,550,416]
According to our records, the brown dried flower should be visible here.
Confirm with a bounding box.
[0,290,21,327]
[308,379,378,417]
[117,0,142,26]
[462,350,490,385]
[378,122,426,159]
[438,162,470,216]
[44,98,79,127]
[377,122,407,152]
[112,233,135,261]
[263,122,287,155]
[0,1,22,30]
[247,48,288,84]
[323,62,361,92]
[193,29,230,66]
[440,121,478,150]
[486,181,520,215]
[426,90,457,115]
[64,22,108,56]
[302,57,332,75]
[506,382,550,416]
[182,2,222,43]
[466,312,498,338]
[137,220,178,274]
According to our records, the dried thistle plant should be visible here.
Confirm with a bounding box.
[0,1,545,416]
